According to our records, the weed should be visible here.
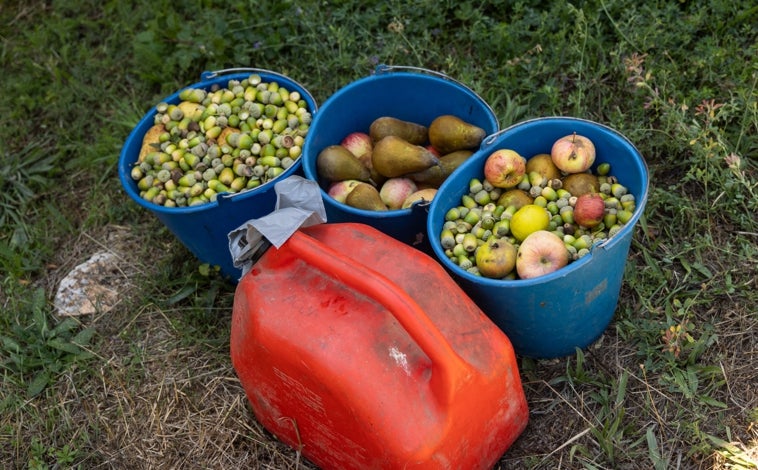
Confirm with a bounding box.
[0,288,96,397]
[0,140,58,239]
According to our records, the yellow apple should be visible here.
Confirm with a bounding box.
[551,133,596,173]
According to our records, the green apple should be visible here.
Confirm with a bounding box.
[475,238,517,279]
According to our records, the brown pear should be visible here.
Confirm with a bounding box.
[409,150,473,187]
[497,189,534,210]
[562,173,600,197]
[401,188,438,209]
[372,135,441,178]
[428,115,486,154]
[345,182,388,211]
[369,116,428,145]
[355,150,387,187]
[317,145,372,183]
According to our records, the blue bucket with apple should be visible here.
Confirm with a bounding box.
[301,64,499,254]
[427,117,649,358]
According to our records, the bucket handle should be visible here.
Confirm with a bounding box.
[199,67,318,112]
[284,229,471,406]
[479,127,513,150]
[375,64,497,126]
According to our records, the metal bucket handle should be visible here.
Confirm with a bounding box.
[480,128,511,149]
[375,64,497,128]
[200,67,319,113]
[285,229,472,406]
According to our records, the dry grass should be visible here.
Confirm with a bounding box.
[2,223,316,469]
[2,223,755,469]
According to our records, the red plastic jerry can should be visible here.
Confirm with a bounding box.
[230,223,528,469]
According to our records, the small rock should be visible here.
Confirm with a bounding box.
[54,251,122,316]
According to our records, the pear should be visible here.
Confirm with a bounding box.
[372,135,441,178]
[345,182,388,211]
[562,173,600,197]
[497,188,534,210]
[317,145,372,183]
[369,116,428,145]
[355,149,387,188]
[401,188,438,209]
[409,150,473,187]
[428,115,486,154]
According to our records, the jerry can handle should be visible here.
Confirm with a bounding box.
[286,230,471,405]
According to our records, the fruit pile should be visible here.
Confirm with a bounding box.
[316,115,486,211]
[438,133,637,280]
[129,74,312,207]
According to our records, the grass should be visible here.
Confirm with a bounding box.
[1,0,756,468]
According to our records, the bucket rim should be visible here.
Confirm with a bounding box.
[372,64,499,130]
[316,64,500,133]
[118,69,319,215]
[429,115,650,287]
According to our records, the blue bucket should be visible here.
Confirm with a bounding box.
[301,65,499,253]
[428,117,649,358]
[118,68,318,281]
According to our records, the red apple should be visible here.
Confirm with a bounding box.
[551,133,596,173]
[327,179,362,204]
[483,149,527,189]
[379,177,418,210]
[426,145,441,157]
[341,132,373,161]
[573,193,605,228]
[516,230,570,279]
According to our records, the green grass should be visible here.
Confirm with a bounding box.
[1,0,756,468]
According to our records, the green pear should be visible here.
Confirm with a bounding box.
[317,145,371,183]
[345,182,388,211]
[372,135,440,178]
[428,115,486,154]
[369,116,428,145]
[409,150,473,187]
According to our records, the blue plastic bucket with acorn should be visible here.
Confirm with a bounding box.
[427,117,649,358]
[118,68,318,281]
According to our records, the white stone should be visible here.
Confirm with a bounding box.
[54,251,122,316]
